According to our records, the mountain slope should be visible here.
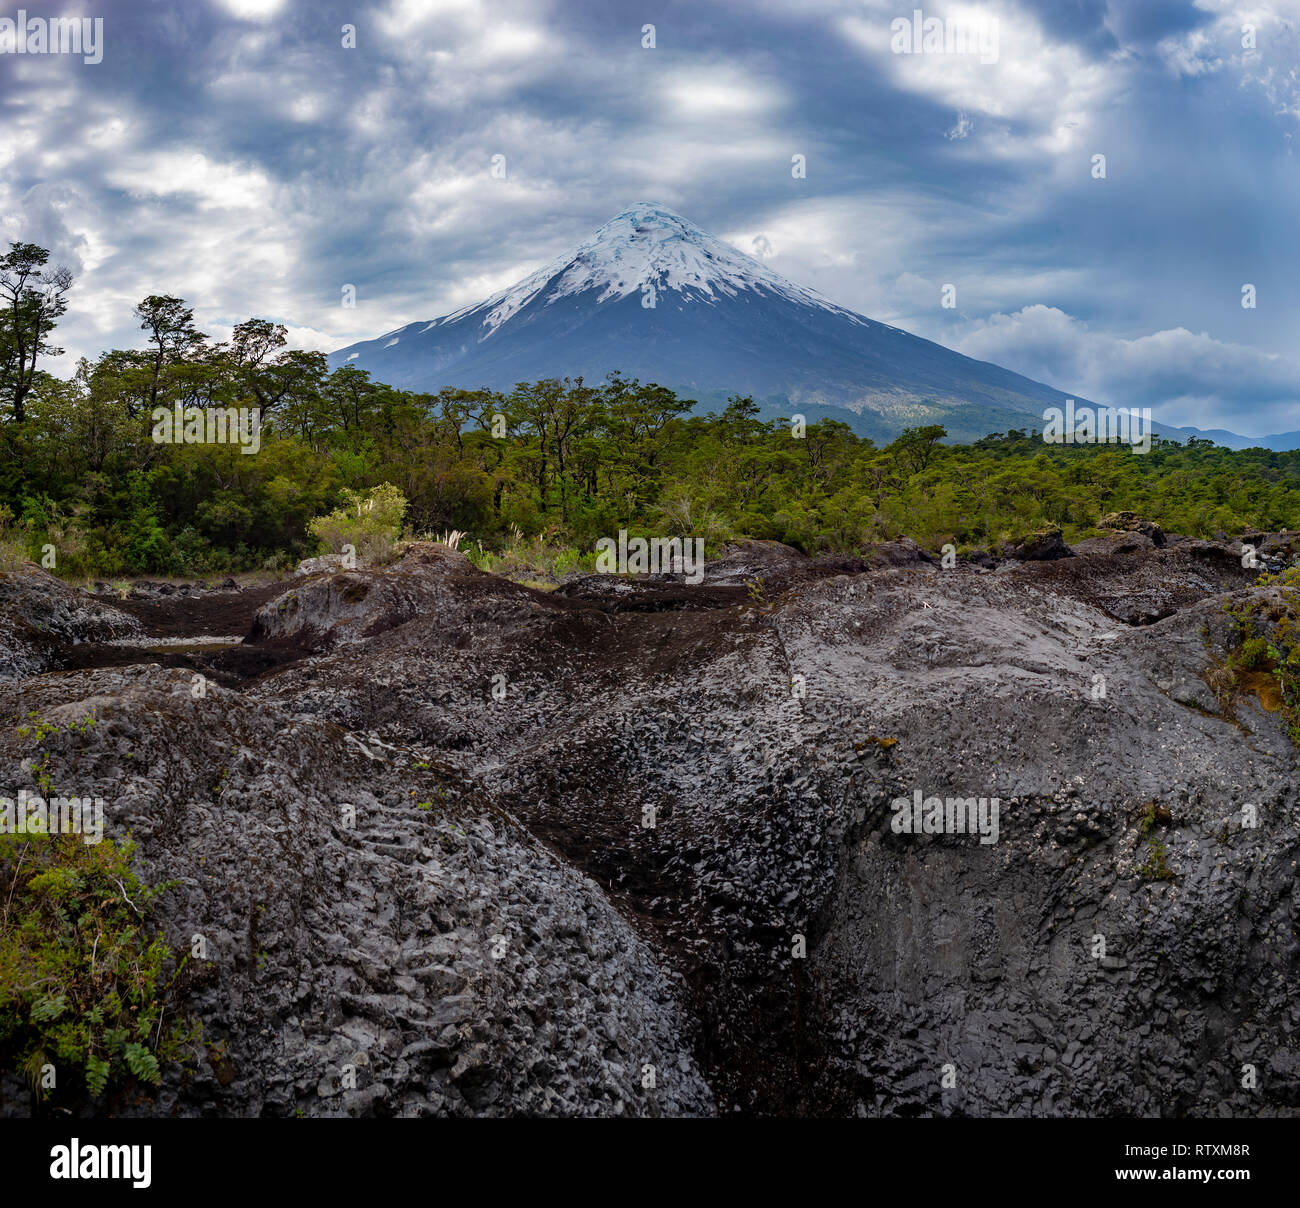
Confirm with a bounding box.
[331,204,1137,442]
[1176,425,1300,452]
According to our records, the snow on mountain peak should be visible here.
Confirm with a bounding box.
[441,203,864,338]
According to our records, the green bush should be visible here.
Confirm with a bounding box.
[0,831,197,1105]
[307,482,407,565]
[1222,566,1300,745]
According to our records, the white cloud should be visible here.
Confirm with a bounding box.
[106,152,272,210]
[946,110,973,139]
[838,0,1120,158]
[953,304,1300,432]
[211,0,288,22]
[1156,2,1300,123]
[663,66,788,117]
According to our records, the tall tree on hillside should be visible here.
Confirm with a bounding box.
[799,417,859,489]
[888,424,948,476]
[263,348,328,425]
[135,294,205,411]
[229,318,291,415]
[538,377,599,522]
[323,365,382,431]
[85,348,157,418]
[0,242,72,423]
[600,374,693,505]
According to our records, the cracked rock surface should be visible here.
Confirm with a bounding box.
[0,565,142,682]
[1,534,1297,1116]
[0,665,712,1118]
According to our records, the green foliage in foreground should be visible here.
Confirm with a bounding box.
[1221,565,1300,745]
[0,827,197,1106]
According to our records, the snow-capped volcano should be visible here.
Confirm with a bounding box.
[449,203,866,330]
[331,203,1096,441]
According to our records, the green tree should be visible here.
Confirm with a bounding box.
[134,294,205,412]
[0,243,72,423]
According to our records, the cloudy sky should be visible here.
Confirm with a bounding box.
[2,0,1298,435]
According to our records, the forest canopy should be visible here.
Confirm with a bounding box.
[2,243,1298,579]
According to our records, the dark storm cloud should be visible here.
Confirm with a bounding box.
[0,0,1295,435]
[1024,0,1118,55]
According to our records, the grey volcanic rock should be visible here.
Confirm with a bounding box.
[1023,542,1260,625]
[1098,511,1166,547]
[862,537,935,571]
[0,565,141,680]
[1260,531,1300,559]
[701,539,812,584]
[1008,526,1074,561]
[248,542,539,651]
[552,539,876,612]
[1072,532,1155,556]
[775,565,1297,1115]
[3,533,1297,1117]
[239,532,1298,1115]
[294,553,351,577]
[0,666,712,1118]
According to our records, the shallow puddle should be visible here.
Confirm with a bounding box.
[103,635,244,651]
